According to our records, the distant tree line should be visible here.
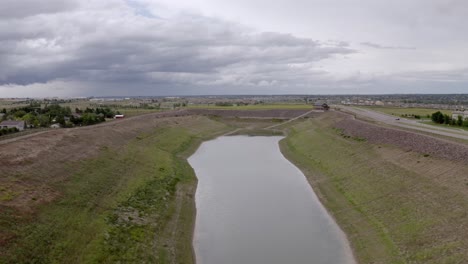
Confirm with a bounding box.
[431,111,468,127]
[2,103,116,129]
[213,102,252,107]
[90,103,161,109]
[399,114,422,119]
[214,102,234,107]
[75,107,116,118]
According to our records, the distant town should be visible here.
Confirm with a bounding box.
[2,93,468,108]
[1,94,468,137]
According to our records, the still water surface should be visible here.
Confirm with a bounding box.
[188,136,354,264]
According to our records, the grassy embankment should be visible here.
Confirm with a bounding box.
[3,107,467,264]
[187,103,313,110]
[1,117,229,263]
[280,113,468,263]
[360,106,451,118]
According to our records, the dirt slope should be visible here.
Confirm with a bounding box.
[335,114,468,163]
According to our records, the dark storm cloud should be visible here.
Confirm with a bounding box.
[2,0,468,96]
[0,1,354,92]
[0,0,78,19]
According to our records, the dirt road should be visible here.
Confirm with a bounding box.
[340,106,468,141]
[265,109,318,129]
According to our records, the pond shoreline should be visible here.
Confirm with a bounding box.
[278,137,357,264]
[189,135,356,264]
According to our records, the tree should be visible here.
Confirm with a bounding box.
[14,110,27,118]
[0,127,19,137]
[457,116,463,126]
[431,111,444,124]
[22,113,38,127]
[37,115,51,127]
[464,118,468,127]
[63,106,72,116]
[82,113,96,125]
[84,107,94,113]
[56,115,66,126]
[443,114,451,125]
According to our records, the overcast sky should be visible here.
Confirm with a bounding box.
[1,0,467,97]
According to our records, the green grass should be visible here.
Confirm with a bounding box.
[229,128,285,136]
[1,117,228,264]
[113,108,163,117]
[280,117,468,263]
[0,100,29,110]
[360,106,451,118]
[187,104,313,110]
[421,120,468,132]
[3,111,468,263]
[0,190,19,202]
[280,121,403,263]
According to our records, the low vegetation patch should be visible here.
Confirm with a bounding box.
[229,128,284,136]
[334,127,367,142]
[431,111,468,128]
[0,127,19,137]
[0,117,228,264]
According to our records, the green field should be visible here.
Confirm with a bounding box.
[0,100,29,110]
[360,106,451,118]
[187,103,313,110]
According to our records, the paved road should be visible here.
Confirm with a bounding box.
[339,106,468,141]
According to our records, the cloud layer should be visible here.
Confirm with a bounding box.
[0,0,467,96]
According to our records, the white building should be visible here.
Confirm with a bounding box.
[0,120,25,131]
[452,110,468,120]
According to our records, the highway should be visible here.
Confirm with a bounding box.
[339,106,468,141]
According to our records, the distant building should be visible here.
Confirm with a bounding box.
[452,110,468,120]
[0,120,25,131]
